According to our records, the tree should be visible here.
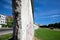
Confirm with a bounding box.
[48,22,60,29]
[7,16,13,28]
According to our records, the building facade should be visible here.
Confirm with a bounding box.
[33,24,39,30]
[0,14,7,28]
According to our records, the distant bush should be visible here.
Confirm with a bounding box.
[40,22,60,29]
[50,27,54,29]
[40,25,48,28]
[48,22,60,29]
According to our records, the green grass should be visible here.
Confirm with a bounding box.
[0,28,60,40]
[35,28,60,40]
[0,34,12,40]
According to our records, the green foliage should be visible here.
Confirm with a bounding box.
[35,28,60,40]
[1,24,7,28]
[7,17,13,28]
[40,22,60,28]
[48,22,60,28]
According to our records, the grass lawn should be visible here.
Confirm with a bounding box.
[34,28,60,40]
[0,34,12,40]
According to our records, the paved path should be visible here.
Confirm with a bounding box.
[0,28,13,35]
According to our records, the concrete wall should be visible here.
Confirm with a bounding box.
[21,0,34,40]
[12,0,34,40]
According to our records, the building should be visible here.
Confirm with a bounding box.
[33,24,39,30]
[0,14,7,28]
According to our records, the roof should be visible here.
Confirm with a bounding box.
[7,16,13,19]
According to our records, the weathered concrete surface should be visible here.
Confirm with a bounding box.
[12,0,22,40]
[12,0,34,40]
[21,0,34,40]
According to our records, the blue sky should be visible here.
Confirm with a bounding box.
[0,0,60,25]
[0,0,12,16]
[34,0,60,25]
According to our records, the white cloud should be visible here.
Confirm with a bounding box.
[38,9,60,16]
[40,15,60,18]
[51,15,60,17]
